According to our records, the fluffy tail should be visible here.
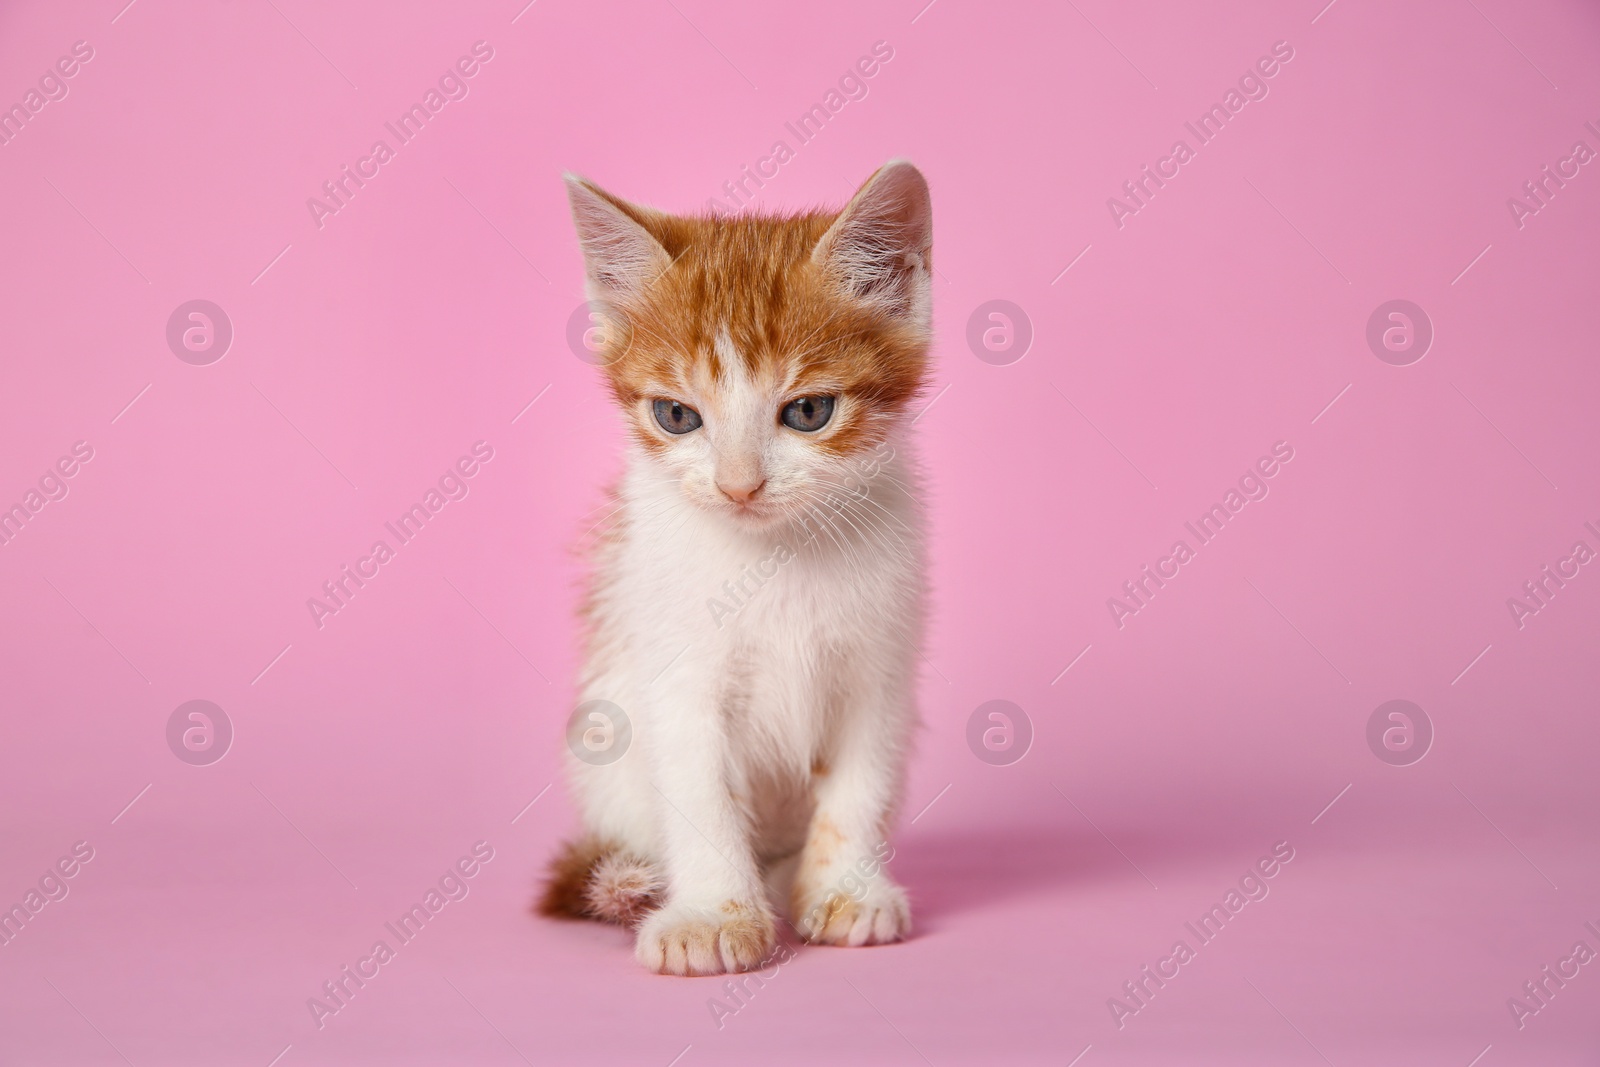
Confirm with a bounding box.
[537,838,664,926]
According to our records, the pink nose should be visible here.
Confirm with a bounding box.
[718,478,765,504]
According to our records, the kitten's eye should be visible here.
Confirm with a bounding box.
[781,395,835,433]
[652,398,702,434]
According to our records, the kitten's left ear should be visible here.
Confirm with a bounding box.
[564,174,674,306]
[813,160,932,325]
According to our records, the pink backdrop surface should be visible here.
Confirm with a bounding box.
[2,0,1598,1063]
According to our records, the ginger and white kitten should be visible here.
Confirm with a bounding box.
[540,161,932,977]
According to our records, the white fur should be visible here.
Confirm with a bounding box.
[566,372,924,974]
[559,161,932,975]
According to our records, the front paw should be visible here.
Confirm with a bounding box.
[634,899,776,976]
[793,878,911,946]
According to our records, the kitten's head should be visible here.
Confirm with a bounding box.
[566,161,932,528]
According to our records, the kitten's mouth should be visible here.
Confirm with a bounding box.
[722,499,777,524]
[712,493,793,528]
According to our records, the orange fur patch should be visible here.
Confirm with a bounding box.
[715,901,777,968]
[537,837,608,920]
[537,837,662,926]
[585,192,930,459]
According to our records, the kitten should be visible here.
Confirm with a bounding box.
[540,161,933,977]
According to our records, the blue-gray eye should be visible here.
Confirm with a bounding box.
[652,398,702,434]
[781,395,834,432]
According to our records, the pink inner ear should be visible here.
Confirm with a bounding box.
[566,177,672,300]
[816,163,932,310]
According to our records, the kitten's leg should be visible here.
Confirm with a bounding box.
[792,668,913,946]
[634,669,776,976]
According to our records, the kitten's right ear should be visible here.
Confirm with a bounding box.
[564,175,673,304]
[812,160,932,327]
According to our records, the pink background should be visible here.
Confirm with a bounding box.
[2,0,1598,1063]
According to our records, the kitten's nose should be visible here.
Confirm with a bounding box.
[718,477,766,504]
